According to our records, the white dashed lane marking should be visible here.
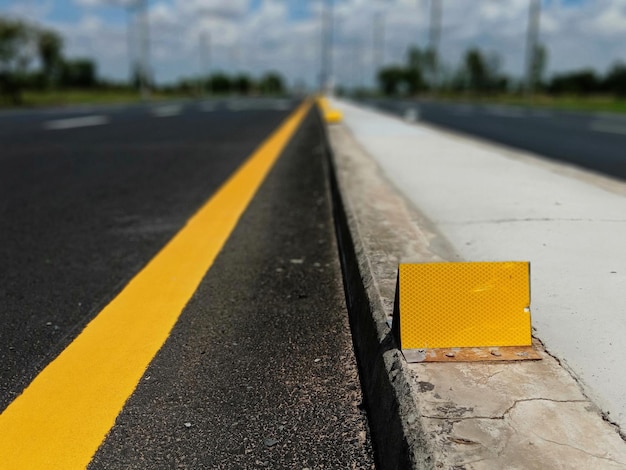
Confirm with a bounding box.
[152,105,183,117]
[44,115,109,130]
[199,102,217,112]
[484,106,526,118]
[590,119,626,136]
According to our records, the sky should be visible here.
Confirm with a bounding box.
[1,0,626,88]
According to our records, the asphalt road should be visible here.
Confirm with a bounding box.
[0,99,375,467]
[363,98,626,181]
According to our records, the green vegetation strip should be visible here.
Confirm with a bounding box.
[6,90,183,108]
[433,94,626,114]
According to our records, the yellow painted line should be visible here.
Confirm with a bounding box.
[0,99,312,469]
[316,95,343,124]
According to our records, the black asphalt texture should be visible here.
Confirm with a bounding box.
[0,102,292,411]
[364,98,626,181]
[88,107,375,468]
[0,100,375,467]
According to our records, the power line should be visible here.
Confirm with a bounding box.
[125,6,136,83]
[373,11,385,76]
[138,0,151,99]
[125,0,151,99]
[199,32,210,95]
[320,0,335,92]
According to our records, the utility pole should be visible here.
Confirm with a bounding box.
[199,32,210,96]
[126,6,136,87]
[525,0,541,99]
[373,11,385,79]
[320,0,334,93]
[121,0,152,98]
[320,2,326,92]
[428,0,442,90]
[138,0,151,99]
[360,37,366,89]
[351,41,358,91]
[230,44,240,76]
[328,0,334,92]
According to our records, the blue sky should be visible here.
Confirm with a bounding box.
[1,0,626,88]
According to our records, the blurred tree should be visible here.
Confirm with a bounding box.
[448,67,469,92]
[259,72,284,95]
[548,69,600,95]
[173,78,196,95]
[603,62,626,97]
[130,62,153,93]
[0,17,35,103]
[464,48,488,92]
[405,46,428,94]
[424,48,438,88]
[460,48,508,94]
[209,72,232,94]
[60,59,97,88]
[37,29,63,88]
[233,74,252,95]
[98,78,129,91]
[529,43,548,92]
[378,66,405,96]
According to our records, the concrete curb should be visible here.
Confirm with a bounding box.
[323,120,435,470]
[322,106,626,469]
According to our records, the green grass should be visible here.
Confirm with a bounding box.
[433,93,626,114]
[1,89,191,109]
[2,88,290,109]
[10,89,626,115]
[23,89,144,106]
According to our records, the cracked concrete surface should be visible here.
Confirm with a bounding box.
[412,327,626,468]
[332,98,626,433]
[445,400,626,469]
[327,101,626,468]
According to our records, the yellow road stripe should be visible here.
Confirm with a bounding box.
[0,99,312,469]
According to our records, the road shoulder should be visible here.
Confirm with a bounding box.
[326,105,626,469]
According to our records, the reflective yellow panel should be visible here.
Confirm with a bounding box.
[398,262,531,349]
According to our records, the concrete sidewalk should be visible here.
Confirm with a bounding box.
[325,98,626,469]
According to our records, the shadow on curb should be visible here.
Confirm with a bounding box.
[317,109,430,470]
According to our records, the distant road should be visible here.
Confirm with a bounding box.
[361,98,626,181]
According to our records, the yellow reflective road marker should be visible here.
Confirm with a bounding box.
[316,95,343,124]
[393,262,540,363]
[0,99,313,469]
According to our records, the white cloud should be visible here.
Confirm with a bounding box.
[590,2,626,35]
[38,13,129,80]
[6,0,626,87]
[74,0,140,8]
[5,0,54,22]
[174,0,249,20]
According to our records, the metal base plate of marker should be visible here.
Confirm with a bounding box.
[393,262,541,363]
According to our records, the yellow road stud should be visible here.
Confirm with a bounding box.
[393,262,539,362]
[316,96,343,124]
